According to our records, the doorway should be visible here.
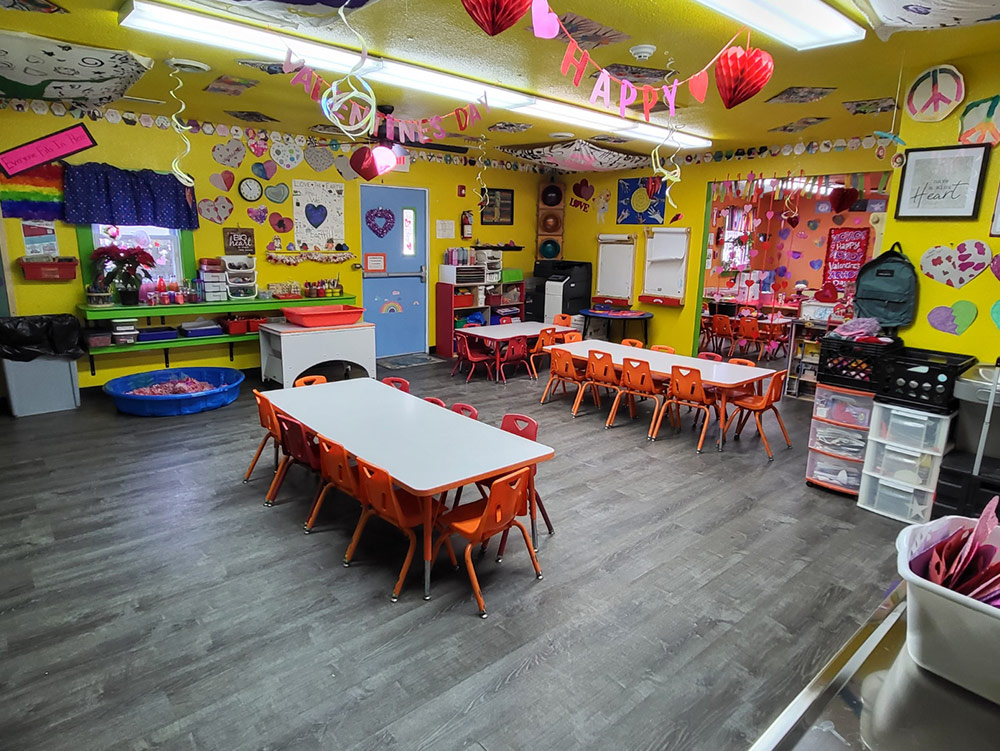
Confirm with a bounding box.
[360,185,429,358]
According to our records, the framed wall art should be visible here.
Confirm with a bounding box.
[480,188,514,225]
[895,144,989,220]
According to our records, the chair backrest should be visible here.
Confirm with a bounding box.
[650,345,674,353]
[424,397,446,407]
[729,358,755,367]
[586,350,619,386]
[551,347,584,379]
[382,377,410,392]
[452,402,479,419]
[275,413,320,470]
[294,375,327,387]
[499,316,513,324]
[553,313,572,327]
[621,357,658,394]
[500,335,529,362]
[711,314,733,336]
[317,435,357,496]
[500,413,538,441]
[469,467,531,542]
[530,327,558,354]
[455,334,472,360]
[355,458,407,526]
[764,370,788,406]
[562,330,582,343]
[621,338,643,348]
[671,366,709,404]
[253,389,277,434]
[697,352,722,361]
[737,317,760,338]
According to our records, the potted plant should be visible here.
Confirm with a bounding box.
[91,245,155,306]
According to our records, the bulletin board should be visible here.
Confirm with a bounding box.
[640,227,691,306]
[595,233,636,305]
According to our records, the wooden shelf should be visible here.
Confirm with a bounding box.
[77,295,356,321]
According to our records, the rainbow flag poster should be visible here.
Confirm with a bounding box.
[0,163,65,221]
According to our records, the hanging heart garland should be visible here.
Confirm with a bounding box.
[714,45,774,109]
[365,207,396,238]
[461,0,532,36]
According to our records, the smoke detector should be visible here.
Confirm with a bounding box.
[630,45,656,62]
[165,58,210,74]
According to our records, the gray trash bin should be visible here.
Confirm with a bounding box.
[955,364,1000,459]
[1,355,80,417]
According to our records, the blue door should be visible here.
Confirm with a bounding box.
[360,185,428,357]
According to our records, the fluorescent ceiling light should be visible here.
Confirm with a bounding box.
[625,122,713,149]
[692,0,865,51]
[370,61,534,109]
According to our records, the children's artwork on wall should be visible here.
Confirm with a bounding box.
[498,140,649,172]
[269,211,293,233]
[303,145,335,172]
[488,121,533,133]
[237,59,286,75]
[617,177,665,225]
[270,140,304,170]
[225,110,278,123]
[769,117,828,133]
[246,205,268,224]
[0,162,63,219]
[264,183,289,203]
[246,129,268,157]
[842,97,896,115]
[920,240,993,288]
[766,87,835,104]
[992,300,1000,330]
[204,75,258,96]
[959,96,1000,146]
[365,207,395,237]
[596,188,611,224]
[593,63,675,88]
[211,139,246,168]
[530,12,631,49]
[0,31,152,107]
[251,160,278,180]
[855,0,1000,40]
[928,301,978,335]
[209,170,235,192]
[824,227,870,289]
[905,64,965,123]
[292,180,345,249]
[2,0,66,12]
[198,196,234,224]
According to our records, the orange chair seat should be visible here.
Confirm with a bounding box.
[731,392,768,410]
[438,499,490,536]
[392,489,429,528]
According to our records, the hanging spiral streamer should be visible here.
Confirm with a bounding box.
[474,134,490,208]
[650,126,682,209]
[167,66,195,187]
[319,6,377,140]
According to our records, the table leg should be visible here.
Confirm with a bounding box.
[582,316,590,339]
[644,318,649,345]
[528,470,538,551]
[717,389,729,451]
[423,490,446,600]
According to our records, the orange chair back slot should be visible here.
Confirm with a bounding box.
[294,375,327,387]
[711,315,734,336]
[650,345,675,353]
[452,402,479,419]
[621,338,643,348]
[671,366,710,405]
[698,352,722,361]
[551,348,584,379]
[553,313,572,327]
[355,459,408,526]
[382,377,410,392]
[621,357,659,395]
[253,389,278,434]
[586,350,620,388]
[562,330,582,343]
[469,467,531,543]
[317,436,357,496]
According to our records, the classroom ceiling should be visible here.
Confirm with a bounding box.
[3,0,1000,160]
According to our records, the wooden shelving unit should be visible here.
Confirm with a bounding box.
[434,279,525,359]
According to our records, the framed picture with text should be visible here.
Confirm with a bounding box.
[991,184,1000,237]
[480,188,514,225]
[895,144,989,220]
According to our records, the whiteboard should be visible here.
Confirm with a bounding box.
[642,227,690,303]
[596,234,636,302]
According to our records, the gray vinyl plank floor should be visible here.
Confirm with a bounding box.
[0,361,903,751]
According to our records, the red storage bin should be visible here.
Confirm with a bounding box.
[219,317,249,334]
[453,293,475,307]
[245,317,268,332]
[282,305,365,327]
[18,257,78,280]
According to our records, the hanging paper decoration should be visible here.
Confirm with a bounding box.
[266,249,356,265]
[498,139,649,171]
[303,145,336,172]
[349,145,397,181]
[461,0,532,36]
[530,0,560,38]
[365,207,396,238]
[212,139,247,168]
[959,96,1000,146]
[270,140,303,169]
[714,45,774,110]
[920,240,993,288]
[851,0,1000,41]
[688,70,708,103]
[830,187,859,214]
[905,65,965,123]
[927,301,978,335]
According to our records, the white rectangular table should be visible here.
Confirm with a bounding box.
[458,322,576,379]
[259,321,376,386]
[266,379,555,598]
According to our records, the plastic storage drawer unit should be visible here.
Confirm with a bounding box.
[870,402,952,455]
[806,449,864,492]
[858,473,935,523]
[865,440,940,490]
[808,420,869,461]
[812,384,874,428]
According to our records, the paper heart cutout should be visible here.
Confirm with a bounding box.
[830,187,859,214]
[749,248,759,257]
[809,259,823,270]
[765,210,775,220]
[832,214,846,226]
[212,139,246,168]
[270,141,303,170]
[753,218,762,227]
[197,196,234,224]
[790,250,802,259]
[815,238,826,247]
[304,146,335,172]
[530,0,559,38]
[269,212,293,233]
[573,178,595,200]
[714,45,774,109]
[247,133,269,158]
[266,236,279,251]
[776,265,787,277]
[365,207,395,238]
[305,203,328,229]
[744,279,754,287]
[264,183,289,203]
[689,69,709,104]
[462,0,532,36]
[774,280,788,291]
[209,170,234,192]
[778,227,791,240]
[350,147,380,181]
[807,219,819,231]
[726,278,737,288]
[670,212,683,224]
[992,254,1000,282]
[928,301,978,335]
[247,205,268,224]
[921,241,992,288]
[252,160,278,180]
[991,300,1000,330]
[785,215,800,229]
[777,242,785,251]
[796,231,808,239]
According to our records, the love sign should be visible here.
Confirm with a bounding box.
[0,124,96,178]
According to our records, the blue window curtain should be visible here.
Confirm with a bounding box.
[63,163,200,229]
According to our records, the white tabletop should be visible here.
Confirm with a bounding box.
[260,321,374,335]
[266,379,554,495]
[459,322,576,342]
[549,340,775,388]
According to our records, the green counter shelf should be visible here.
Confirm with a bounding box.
[77,294,356,321]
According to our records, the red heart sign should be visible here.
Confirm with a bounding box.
[745,280,755,287]
[688,70,709,104]
[714,45,774,109]
[830,187,859,214]
[573,178,595,201]
[460,0,532,36]
[350,146,380,181]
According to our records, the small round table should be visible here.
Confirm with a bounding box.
[579,309,654,344]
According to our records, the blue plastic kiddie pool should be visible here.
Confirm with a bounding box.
[103,367,245,416]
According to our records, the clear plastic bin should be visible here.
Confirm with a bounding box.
[864,440,940,490]
[812,384,874,428]
[858,472,935,523]
[871,402,952,454]
[806,449,863,492]
[808,419,869,461]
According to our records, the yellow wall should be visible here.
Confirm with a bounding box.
[0,110,544,386]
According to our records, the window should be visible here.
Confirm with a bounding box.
[91,224,183,283]
[401,208,416,257]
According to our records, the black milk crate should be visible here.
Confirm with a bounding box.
[818,336,902,390]
[875,347,977,415]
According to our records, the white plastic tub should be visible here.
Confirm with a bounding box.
[896,515,1000,706]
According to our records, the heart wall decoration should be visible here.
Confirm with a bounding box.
[928,301,978,335]
[264,183,290,203]
[270,141,303,170]
[921,240,992,288]
[247,206,268,224]
[269,212,293,233]
[714,45,774,110]
[209,170,235,192]
[461,0,532,36]
[992,300,1000,330]
[304,146,335,172]
[365,207,395,238]
[198,196,234,224]
[305,203,328,229]
[212,139,246,168]
[251,160,278,180]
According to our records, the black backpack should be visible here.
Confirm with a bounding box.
[853,243,917,327]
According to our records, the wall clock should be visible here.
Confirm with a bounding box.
[238,177,263,202]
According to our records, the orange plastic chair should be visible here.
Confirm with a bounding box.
[346,459,455,601]
[698,352,722,361]
[303,436,360,534]
[699,303,713,350]
[723,370,792,460]
[245,390,281,483]
[562,330,582,343]
[621,338,643,348]
[608,357,670,439]
[728,358,759,397]
[661,366,721,453]
[451,334,494,383]
[266,412,322,506]
[294,375,327,387]
[650,345,675,353]
[381,377,410,392]
[432,467,542,618]
[528,327,558,380]
[552,313,574,342]
[731,317,765,361]
[575,349,619,418]
[424,397,446,407]
[499,316,513,324]
[497,335,532,383]
[451,402,479,419]
[710,314,735,354]
[540,348,593,411]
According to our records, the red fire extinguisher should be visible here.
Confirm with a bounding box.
[461,210,473,240]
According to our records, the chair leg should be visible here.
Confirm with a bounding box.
[264,455,292,506]
[391,528,418,601]
[244,432,271,483]
[495,527,510,562]
[647,397,663,440]
[303,481,334,533]
[450,357,462,376]
[606,389,625,428]
[512,520,543,579]
[570,381,588,416]
[273,439,279,473]
[772,406,793,449]
[540,375,558,404]
[755,411,774,460]
[499,363,507,384]
[465,361,476,384]
[452,485,464,509]
[343,507,374,565]
[433,532,459,569]
[696,407,712,453]
[464,542,488,618]
[590,383,602,408]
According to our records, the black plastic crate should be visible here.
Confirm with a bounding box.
[818,336,902,390]
[876,347,977,415]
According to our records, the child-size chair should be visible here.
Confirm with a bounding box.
[552,314,574,342]
[710,314,735,354]
[294,375,327,387]
[424,397,446,407]
[731,317,765,361]
[723,370,792,460]
[244,389,280,483]
[608,357,670,439]
[575,350,620,418]
[697,352,722,362]
[650,345,675,353]
[451,403,479,419]
[452,334,494,383]
[621,338,643,348]
[265,412,322,506]
[540,348,591,411]
[499,316,513,324]
[661,366,721,453]
[562,331,583,343]
[381,377,410,392]
[303,436,359,534]
[527,327,558,380]
[497,335,531,383]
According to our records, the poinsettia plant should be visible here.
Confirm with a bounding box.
[91,245,156,290]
